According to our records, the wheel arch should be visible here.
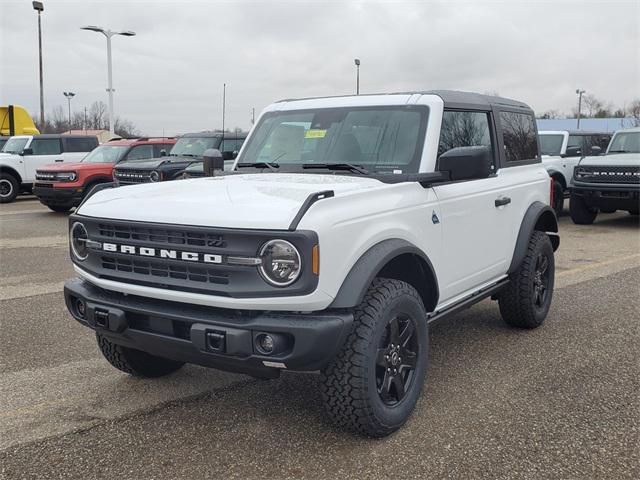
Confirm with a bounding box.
[328,239,439,313]
[508,201,559,275]
[0,165,23,184]
[548,169,567,189]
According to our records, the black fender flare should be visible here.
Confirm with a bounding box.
[0,165,23,185]
[328,238,439,311]
[547,169,567,189]
[508,201,559,274]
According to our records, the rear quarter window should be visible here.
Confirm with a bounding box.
[65,137,98,152]
[499,112,538,163]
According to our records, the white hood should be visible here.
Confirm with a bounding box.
[580,153,640,167]
[77,173,384,229]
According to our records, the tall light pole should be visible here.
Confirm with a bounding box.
[354,58,361,95]
[63,92,75,130]
[81,26,136,137]
[32,1,45,129]
[576,89,586,129]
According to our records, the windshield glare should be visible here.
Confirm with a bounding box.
[539,134,564,156]
[81,145,129,163]
[238,106,427,173]
[608,132,640,154]
[1,137,29,154]
[170,137,219,157]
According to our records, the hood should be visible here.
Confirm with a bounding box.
[78,173,384,229]
[580,153,640,167]
[37,161,101,172]
[116,155,195,170]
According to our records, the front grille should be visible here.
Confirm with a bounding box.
[114,169,152,184]
[101,256,230,284]
[36,172,57,181]
[575,165,640,184]
[98,223,227,248]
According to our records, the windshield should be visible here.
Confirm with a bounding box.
[1,137,29,154]
[81,145,129,163]
[170,137,219,157]
[607,132,640,154]
[539,134,565,156]
[238,106,427,174]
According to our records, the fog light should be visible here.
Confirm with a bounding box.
[258,334,275,354]
[75,299,86,318]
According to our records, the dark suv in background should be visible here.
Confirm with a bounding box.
[113,132,247,185]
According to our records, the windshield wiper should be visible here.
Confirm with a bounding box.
[236,161,280,171]
[608,150,631,153]
[302,163,369,174]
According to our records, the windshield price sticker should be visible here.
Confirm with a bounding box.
[305,129,327,139]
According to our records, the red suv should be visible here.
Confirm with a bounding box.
[33,137,176,212]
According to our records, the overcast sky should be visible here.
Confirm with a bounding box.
[1,0,638,135]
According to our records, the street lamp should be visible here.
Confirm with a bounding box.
[63,92,76,131]
[81,25,136,137]
[576,89,586,129]
[32,1,45,129]
[354,58,361,95]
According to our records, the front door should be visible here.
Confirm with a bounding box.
[431,110,511,303]
[24,137,63,182]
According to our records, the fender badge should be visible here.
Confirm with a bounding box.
[432,211,440,224]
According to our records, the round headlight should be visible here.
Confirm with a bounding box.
[69,172,77,181]
[259,240,301,287]
[149,170,160,182]
[70,222,89,261]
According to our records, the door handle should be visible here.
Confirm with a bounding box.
[55,159,63,162]
[495,196,511,207]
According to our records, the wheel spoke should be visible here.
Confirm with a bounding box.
[539,255,549,274]
[378,371,393,400]
[400,350,417,369]
[398,320,415,347]
[392,375,406,401]
[376,348,388,367]
[388,316,400,344]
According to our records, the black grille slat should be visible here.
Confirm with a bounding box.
[114,169,152,184]
[100,256,230,285]
[97,223,226,248]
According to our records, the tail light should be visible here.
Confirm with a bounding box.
[549,177,554,206]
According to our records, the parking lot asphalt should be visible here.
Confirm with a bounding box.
[0,196,638,480]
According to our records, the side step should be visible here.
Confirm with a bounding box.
[427,278,509,324]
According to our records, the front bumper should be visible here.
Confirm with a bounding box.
[571,182,640,211]
[65,278,353,377]
[33,184,84,206]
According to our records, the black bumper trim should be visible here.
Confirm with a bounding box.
[33,185,84,206]
[64,278,353,376]
[571,183,640,210]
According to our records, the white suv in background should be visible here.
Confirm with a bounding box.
[0,134,99,203]
[539,130,611,214]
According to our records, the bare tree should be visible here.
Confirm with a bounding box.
[538,110,562,119]
[581,94,603,118]
[629,99,640,126]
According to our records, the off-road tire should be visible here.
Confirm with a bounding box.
[320,278,428,438]
[569,193,597,225]
[47,204,73,213]
[0,173,19,203]
[551,180,564,216]
[96,333,184,378]
[498,231,554,329]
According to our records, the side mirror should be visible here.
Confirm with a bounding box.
[589,146,602,156]
[159,149,167,157]
[438,146,493,181]
[232,150,239,159]
[563,146,582,157]
[21,147,33,155]
[202,148,224,176]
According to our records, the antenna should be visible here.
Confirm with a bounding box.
[221,83,226,144]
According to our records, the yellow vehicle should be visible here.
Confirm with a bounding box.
[0,105,40,136]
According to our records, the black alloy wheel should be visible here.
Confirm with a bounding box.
[376,314,418,405]
[532,252,550,310]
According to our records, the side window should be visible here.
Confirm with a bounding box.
[565,135,584,157]
[220,138,244,159]
[125,144,155,160]
[499,112,538,162]
[30,138,62,155]
[65,138,96,152]
[155,143,173,156]
[437,110,493,158]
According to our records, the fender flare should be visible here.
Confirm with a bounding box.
[547,169,567,189]
[329,238,439,310]
[0,165,23,185]
[508,201,559,274]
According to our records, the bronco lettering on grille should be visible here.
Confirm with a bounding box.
[102,242,222,264]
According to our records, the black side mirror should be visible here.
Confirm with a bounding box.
[202,148,224,176]
[438,146,493,181]
[159,149,167,157]
[563,146,582,157]
[589,146,602,156]
[22,147,33,155]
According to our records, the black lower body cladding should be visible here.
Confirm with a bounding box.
[33,185,84,208]
[64,278,353,377]
[572,184,640,212]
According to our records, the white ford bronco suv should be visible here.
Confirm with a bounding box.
[539,130,611,214]
[64,91,559,437]
[569,127,640,224]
